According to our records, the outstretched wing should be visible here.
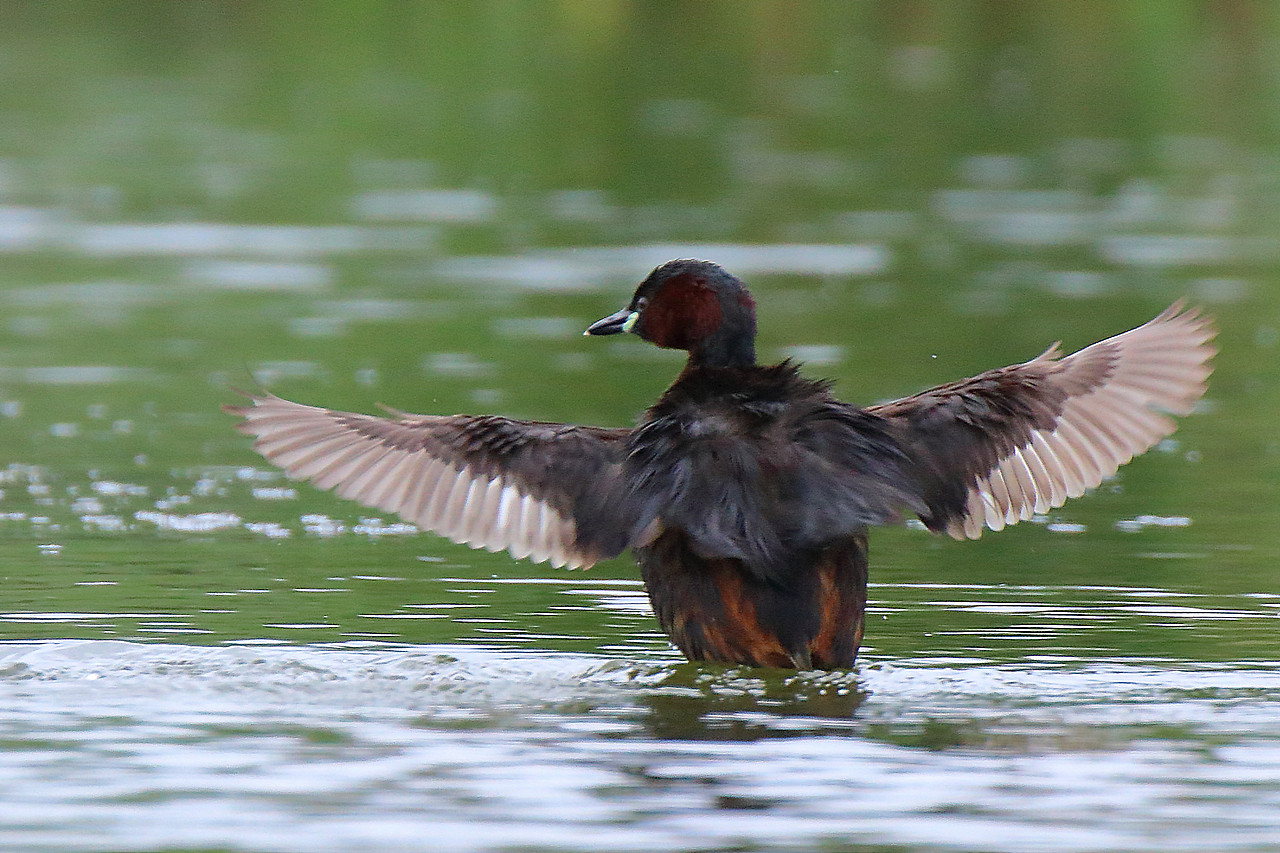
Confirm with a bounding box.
[868,302,1216,539]
[226,393,633,568]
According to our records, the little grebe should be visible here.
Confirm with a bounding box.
[227,259,1216,670]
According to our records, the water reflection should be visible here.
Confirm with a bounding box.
[433,243,888,289]
[638,666,867,741]
[0,366,155,384]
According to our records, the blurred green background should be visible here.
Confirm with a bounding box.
[0,0,1275,662]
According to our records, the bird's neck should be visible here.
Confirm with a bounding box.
[688,333,756,369]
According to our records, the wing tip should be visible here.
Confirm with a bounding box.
[223,387,292,418]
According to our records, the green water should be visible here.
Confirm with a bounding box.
[0,4,1278,852]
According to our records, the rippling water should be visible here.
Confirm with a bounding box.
[4,639,1280,853]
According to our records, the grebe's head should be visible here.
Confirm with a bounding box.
[585,259,757,368]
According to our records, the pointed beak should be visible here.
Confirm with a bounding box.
[584,307,639,336]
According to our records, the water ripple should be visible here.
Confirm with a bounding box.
[1,641,1279,852]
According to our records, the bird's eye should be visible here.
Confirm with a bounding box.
[634,297,649,311]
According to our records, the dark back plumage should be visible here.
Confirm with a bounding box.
[617,362,918,581]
